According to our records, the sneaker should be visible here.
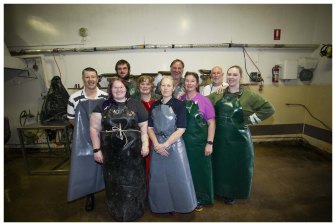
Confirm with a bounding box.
[223,197,235,205]
[195,205,203,212]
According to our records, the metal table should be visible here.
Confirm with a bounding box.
[17,123,72,175]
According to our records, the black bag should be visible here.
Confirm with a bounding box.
[40,76,69,124]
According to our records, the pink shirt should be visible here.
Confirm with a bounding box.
[180,93,215,121]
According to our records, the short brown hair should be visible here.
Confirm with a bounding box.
[82,67,98,77]
[137,75,155,92]
[184,71,200,92]
[170,59,185,68]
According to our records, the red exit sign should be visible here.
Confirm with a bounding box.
[274,29,281,40]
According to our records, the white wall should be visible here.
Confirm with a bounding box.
[5,4,331,46]
[4,4,332,145]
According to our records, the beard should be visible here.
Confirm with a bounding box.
[118,72,130,80]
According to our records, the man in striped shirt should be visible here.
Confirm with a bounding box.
[67,67,108,211]
[67,67,108,125]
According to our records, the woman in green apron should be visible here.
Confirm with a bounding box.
[208,65,275,204]
[180,72,216,211]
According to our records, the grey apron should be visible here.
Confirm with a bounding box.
[148,103,197,213]
[67,99,105,202]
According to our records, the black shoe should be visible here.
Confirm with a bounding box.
[85,194,95,212]
[223,197,235,205]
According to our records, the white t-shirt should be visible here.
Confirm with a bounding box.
[200,82,229,96]
[67,88,108,120]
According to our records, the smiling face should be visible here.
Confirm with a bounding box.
[226,67,241,88]
[184,74,199,93]
[160,77,174,98]
[139,79,152,95]
[170,61,184,81]
[82,70,98,90]
[111,80,127,101]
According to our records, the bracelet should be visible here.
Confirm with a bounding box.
[93,148,101,153]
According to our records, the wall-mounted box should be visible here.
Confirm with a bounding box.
[279,60,298,80]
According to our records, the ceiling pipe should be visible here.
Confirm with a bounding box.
[10,43,320,56]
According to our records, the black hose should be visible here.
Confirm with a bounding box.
[19,110,28,127]
[286,103,331,130]
[19,110,39,140]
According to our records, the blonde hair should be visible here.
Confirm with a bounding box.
[159,75,174,87]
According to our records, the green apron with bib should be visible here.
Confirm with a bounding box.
[183,100,214,205]
[213,91,254,199]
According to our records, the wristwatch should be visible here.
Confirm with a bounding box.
[207,141,213,145]
[93,148,101,153]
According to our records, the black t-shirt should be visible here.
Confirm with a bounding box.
[92,98,148,123]
[148,97,187,128]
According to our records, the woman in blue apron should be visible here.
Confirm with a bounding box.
[148,76,197,213]
[90,78,149,221]
[208,65,275,205]
[180,72,216,211]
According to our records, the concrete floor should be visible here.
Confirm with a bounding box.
[4,141,332,222]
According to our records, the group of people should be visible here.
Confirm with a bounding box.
[67,59,275,221]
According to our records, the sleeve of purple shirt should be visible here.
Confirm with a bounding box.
[180,93,215,121]
[197,94,215,121]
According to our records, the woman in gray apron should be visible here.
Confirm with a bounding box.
[148,76,197,213]
[208,65,275,205]
[90,78,149,221]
